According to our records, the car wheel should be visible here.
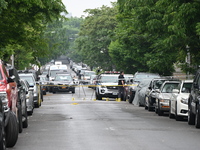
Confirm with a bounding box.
[6,112,18,148]
[0,114,6,150]
[18,105,23,133]
[195,105,200,128]
[22,103,28,128]
[128,92,134,104]
[188,104,195,125]
[148,100,153,111]
[157,102,163,116]
[155,105,158,114]
[175,103,182,121]
[169,101,174,119]
[95,90,102,100]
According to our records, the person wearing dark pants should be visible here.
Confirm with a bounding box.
[118,71,125,101]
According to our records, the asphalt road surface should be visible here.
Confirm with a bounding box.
[9,86,200,150]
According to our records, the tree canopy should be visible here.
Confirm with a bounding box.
[0,0,67,69]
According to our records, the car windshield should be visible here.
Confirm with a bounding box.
[50,70,60,77]
[20,76,35,86]
[101,75,118,83]
[153,80,166,89]
[55,75,72,81]
[134,74,160,82]
[161,83,179,93]
[181,83,192,93]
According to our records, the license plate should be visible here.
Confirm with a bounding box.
[62,87,66,89]
[113,93,118,95]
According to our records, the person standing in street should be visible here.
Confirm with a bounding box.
[118,71,125,101]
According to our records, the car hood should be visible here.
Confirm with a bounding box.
[178,93,190,99]
[159,93,173,100]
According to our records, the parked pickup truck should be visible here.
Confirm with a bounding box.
[0,60,18,148]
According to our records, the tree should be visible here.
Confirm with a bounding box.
[113,0,200,75]
[75,4,117,70]
[0,0,67,68]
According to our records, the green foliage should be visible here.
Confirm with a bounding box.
[74,4,117,70]
[112,0,200,75]
[0,0,67,68]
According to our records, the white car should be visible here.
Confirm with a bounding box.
[169,80,193,120]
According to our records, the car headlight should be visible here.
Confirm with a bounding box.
[0,92,9,112]
[180,98,188,104]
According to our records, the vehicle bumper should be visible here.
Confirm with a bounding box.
[177,103,188,117]
[99,89,118,98]
[159,102,170,111]
[53,86,75,92]
[26,98,33,112]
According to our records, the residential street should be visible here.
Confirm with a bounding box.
[10,87,200,150]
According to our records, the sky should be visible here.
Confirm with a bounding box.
[62,0,117,17]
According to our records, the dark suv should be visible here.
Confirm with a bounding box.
[188,69,200,128]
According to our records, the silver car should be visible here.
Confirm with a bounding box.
[20,79,34,115]
[155,80,181,116]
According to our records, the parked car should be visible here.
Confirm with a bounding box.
[0,60,18,148]
[20,79,34,115]
[188,69,200,128]
[169,80,193,120]
[39,74,50,95]
[51,73,75,94]
[155,80,181,116]
[81,71,96,84]
[145,78,170,111]
[0,97,6,150]
[95,73,119,100]
[19,73,42,108]
[132,79,152,106]
[127,72,160,104]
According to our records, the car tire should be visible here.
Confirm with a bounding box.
[188,104,195,125]
[148,101,152,111]
[169,101,174,119]
[155,106,158,114]
[95,90,102,100]
[157,102,163,116]
[0,118,6,150]
[6,112,18,148]
[23,105,28,128]
[175,103,182,121]
[18,105,23,133]
[195,105,200,128]
[128,92,134,104]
